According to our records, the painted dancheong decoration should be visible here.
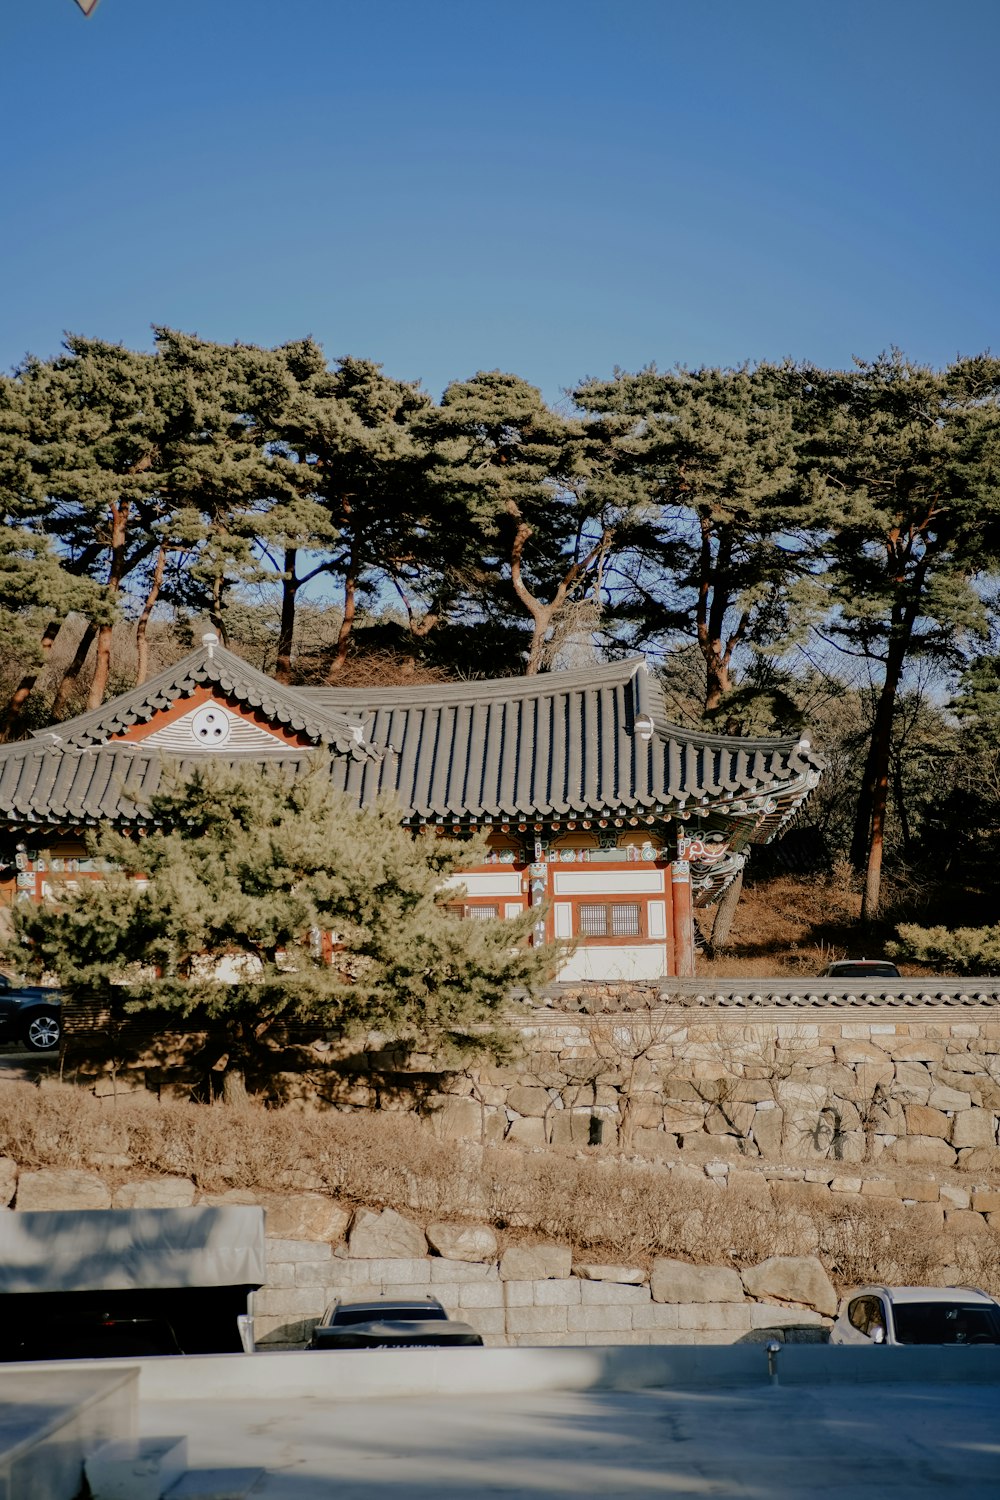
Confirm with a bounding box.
[0,636,824,979]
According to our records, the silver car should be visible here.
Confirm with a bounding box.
[830,1286,1000,1346]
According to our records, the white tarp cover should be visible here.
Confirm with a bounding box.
[0,1207,266,1293]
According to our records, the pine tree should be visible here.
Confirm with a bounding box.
[574,363,822,718]
[804,352,1000,918]
[425,372,637,674]
[10,762,558,1098]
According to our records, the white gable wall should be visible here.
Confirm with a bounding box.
[139,703,288,752]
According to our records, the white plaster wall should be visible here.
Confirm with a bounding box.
[442,872,523,897]
[552,870,664,895]
[557,945,667,982]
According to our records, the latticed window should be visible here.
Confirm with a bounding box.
[466,904,499,921]
[578,903,642,938]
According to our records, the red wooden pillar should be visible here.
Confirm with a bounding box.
[670,859,695,977]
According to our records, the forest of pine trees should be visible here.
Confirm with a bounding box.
[2,333,1000,951]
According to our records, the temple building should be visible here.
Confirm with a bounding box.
[0,636,823,980]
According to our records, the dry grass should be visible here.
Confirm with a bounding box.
[1,1081,995,1295]
[696,872,941,978]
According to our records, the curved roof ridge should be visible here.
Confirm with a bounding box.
[32,640,377,760]
[304,656,645,709]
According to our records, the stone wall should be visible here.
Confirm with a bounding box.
[7,1164,998,1351]
[69,996,1000,1176]
[255,1207,834,1349]
[413,1006,1000,1176]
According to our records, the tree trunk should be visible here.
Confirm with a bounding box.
[709,864,744,952]
[86,622,115,710]
[86,500,130,711]
[275,547,298,685]
[524,606,554,676]
[856,641,907,921]
[209,573,229,646]
[221,1064,249,1105]
[0,618,63,740]
[329,559,356,676]
[51,620,97,720]
[135,542,166,687]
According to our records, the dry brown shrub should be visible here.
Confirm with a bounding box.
[819,1199,939,1289]
[0,1082,992,1292]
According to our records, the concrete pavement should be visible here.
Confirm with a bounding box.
[140,1382,1000,1498]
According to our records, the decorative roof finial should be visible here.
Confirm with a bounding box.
[202,631,219,660]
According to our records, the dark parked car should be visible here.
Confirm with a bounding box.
[0,974,62,1051]
[9,1313,183,1361]
[308,1296,484,1350]
[820,959,901,981]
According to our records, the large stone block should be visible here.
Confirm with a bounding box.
[749,1302,826,1329]
[957,1146,1000,1174]
[860,1177,899,1198]
[533,1279,582,1306]
[428,1097,484,1142]
[928,1085,973,1112]
[944,1209,990,1236]
[506,1116,547,1146]
[459,1282,505,1309]
[293,1260,342,1287]
[751,1106,784,1158]
[426,1222,498,1262]
[661,1104,709,1132]
[113,1176,195,1209]
[580,1280,651,1306]
[705,1103,754,1136]
[462,1306,506,1336]
[16,1168,111,1211]
[741,1256,837,1317]
[951,1109,997,1149]
[574,1263,647,1285]
[347,1207,427,1259]
[506,1305,568,1334]
[892,1175,938,1203]
[631,1303,681,1330]
[266,1236,333,1264]
[566,1304,633,1333]
[971,1188,1000,1213]
[259,1193,350,1243]
[677,1302,752,1332]
[506,1085,552,1118]
[888,1136,957,1168]
[499,1242,572,1281]
[893,1040,945,1063]
[549,1111,605,1147]
[650,1259,744,1304]
[894,1061,933,1098]
[900,1201,944,1232]
[501,1280,534,1307]
[350,1257,431,1286]
[430,1258,498,1284]
[832,1042,894,1084]
[903,1105,951,1139]
[253,1287,325,1318]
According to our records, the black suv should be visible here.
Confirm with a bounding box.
[308,1296,484,1350]
[0,975,62,1051]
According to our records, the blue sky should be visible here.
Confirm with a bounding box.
[2,0,998,403]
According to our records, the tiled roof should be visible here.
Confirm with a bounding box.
[36,638,374,760]
[0,739,313,828]
[308,658,824,834]
[1,653,824,837]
